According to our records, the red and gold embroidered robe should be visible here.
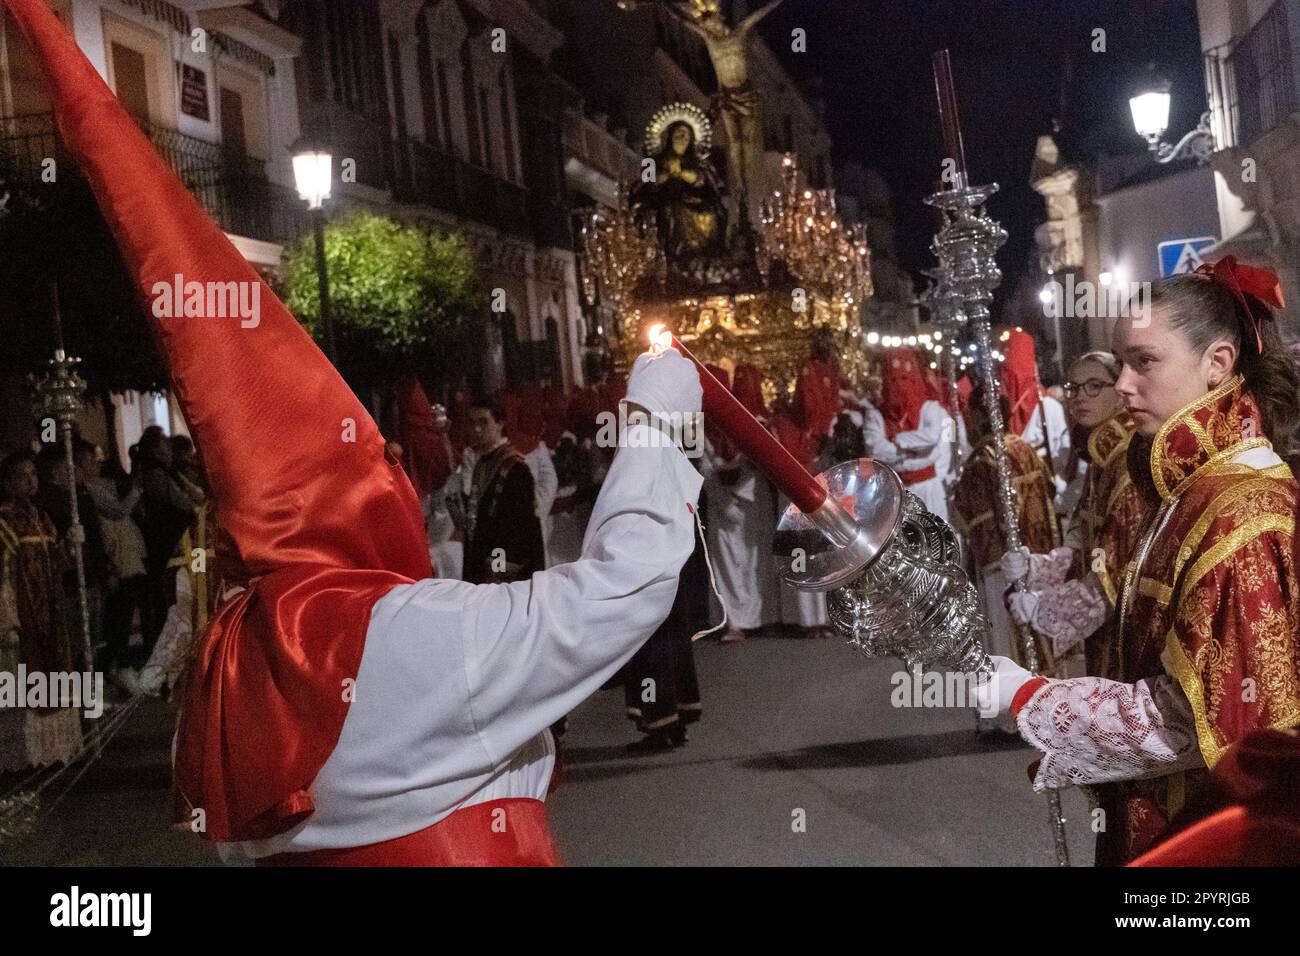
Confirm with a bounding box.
[1071,412,1151,680]
[1099,375,1300,863]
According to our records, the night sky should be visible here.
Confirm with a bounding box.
[759,0,1204,303]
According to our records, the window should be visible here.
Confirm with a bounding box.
[436,61,454,150]
[462,38,482,166]
[219,86,247,161]
[478,86,493,170]
[499,69,518,182]
[416,13,440,146]
[111,41,151,123]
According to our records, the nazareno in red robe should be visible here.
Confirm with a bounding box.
[3,0,440,844]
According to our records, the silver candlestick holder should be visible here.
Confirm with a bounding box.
[926,180,1072,868]
[30,331,93,674]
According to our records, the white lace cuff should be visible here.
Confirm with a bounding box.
[1030,575,1109,655]
[1016,673,1204,790]
[1024,547,1075,591]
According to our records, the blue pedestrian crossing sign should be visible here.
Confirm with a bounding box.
[1157,236,1217,278]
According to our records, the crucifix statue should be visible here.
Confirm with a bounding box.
[623,0,785,230]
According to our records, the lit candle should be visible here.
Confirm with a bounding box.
[647,324,830,519]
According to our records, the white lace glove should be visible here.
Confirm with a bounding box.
[970,655,1034,729]
[1000,546,1075,591]
[1009,578,1110,656]
[1001,546,1030,584]
[623,349,702,417]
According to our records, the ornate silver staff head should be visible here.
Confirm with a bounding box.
[774,459,992,675]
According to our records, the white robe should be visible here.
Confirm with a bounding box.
[1020,396,1071,496]
[219,423,702,859]
[890,399,956,522]
[702,447,778,631]
[771,492,828,627]
[523,442,559,566]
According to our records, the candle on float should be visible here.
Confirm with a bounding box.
[647,324,827,516]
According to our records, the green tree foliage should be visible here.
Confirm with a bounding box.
[283,211,484,389]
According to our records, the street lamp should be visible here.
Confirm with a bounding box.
[292,136,338,363]
[1129,73,1214,165]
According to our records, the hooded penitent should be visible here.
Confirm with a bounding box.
[880,348,929,438]
[1,0,432,841]
[999,328,1042,435]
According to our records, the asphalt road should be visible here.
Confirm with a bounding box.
[1,631,1093,867]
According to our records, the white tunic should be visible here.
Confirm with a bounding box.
[1020,396,1071,496]
[891,399,956,522]
[523,442,559,566]
[219,423,702,859]
[702,448,778,631]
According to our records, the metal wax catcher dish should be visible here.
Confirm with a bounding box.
[774,458,903,592]
[774,458,993,675]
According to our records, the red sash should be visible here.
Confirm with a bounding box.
[257,798,560,867]
[899,465,937,485]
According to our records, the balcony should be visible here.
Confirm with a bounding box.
[397,137,531,240]
[1206,0,1300,149]
[0,111,312,247]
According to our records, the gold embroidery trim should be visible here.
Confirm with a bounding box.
[1181,515,1293,597]
[1137,577,1172,604]
[1150,374,1243,501]
[1164,629,1300,768]
[1169,438,1270,499]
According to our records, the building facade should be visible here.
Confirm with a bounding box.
[1199,0,1300,337]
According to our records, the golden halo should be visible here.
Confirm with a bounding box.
[644,102,712,158]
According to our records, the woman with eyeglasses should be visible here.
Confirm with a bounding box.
[979,259,1300,865]
[1001,352,1154,676]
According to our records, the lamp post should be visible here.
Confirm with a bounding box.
[1129,73,1214,165]
[292,137,338,363]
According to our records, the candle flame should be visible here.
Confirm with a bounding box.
[647,323,673,355]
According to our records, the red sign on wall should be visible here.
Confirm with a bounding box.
[180,63,209,122]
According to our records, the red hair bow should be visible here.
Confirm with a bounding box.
[1194,255,1285,352]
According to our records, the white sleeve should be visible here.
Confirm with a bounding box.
[528,443,559,520]
[1016,673,1204,790]
[1044,397,1073,484]
[894,401,947,471]
[862,407,899,462]
[460,423,703,765]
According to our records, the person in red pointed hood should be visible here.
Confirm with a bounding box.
[794,352,840,438]
[998,327,1070,493]
[392,372,450,502]
[876,347,958,520]
[2,0,706,866]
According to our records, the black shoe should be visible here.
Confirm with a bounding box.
[669,724,688,747]
[626,728,675,753]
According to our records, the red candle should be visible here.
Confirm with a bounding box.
[650,327,827,515]
[931,49,967,185]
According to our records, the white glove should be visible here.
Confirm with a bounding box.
[1006,590,1039,628]
[971,655,1035,727]
[623,349,703,417]
[1001,546,1075,591]
[1000,546,1030,584]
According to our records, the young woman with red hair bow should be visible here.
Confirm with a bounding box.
[979,259,1300,864]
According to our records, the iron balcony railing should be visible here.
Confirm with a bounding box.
[0,111,313,246]
[397,137,531,240]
